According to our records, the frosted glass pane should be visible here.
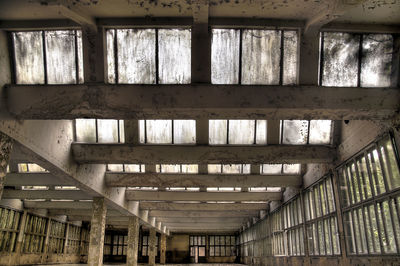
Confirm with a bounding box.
[282,120,309,144]
[229,120,255,144]
[208,164,222,174]
[160,164,181,173]
[13,31,44,84]
[98,119,119,143]
[106,29,116,83]
[262,164,282,174]
[283,164,301,174]
[139,120,145,143]
[211,29,240,84]
[182,164,198,173]
[283,31,298,85]
[242,164,251,174]
[146,120,172,144]
[108,164,123,172]
[174,120,196,144]
[256,120,267,145]
[209,120,227,144]
[45,30,76,84]
[124,164,143,172]
[117,29,156,84]
[242,30,281,85]
[77,30,84,83]
[119,120,125,143]
[309,120,332,144]
[158,29,191,84]
[223,164,242,174]
[76,119,96,142]
[28,164,47,172]
[361,34,393,87]
[322,32,359,87]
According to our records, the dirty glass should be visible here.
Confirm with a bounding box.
[209,120,227,144]
[241,30,281,85]
[229,120,255,144]
[173,120,196,144]
[256,120,267,144]
[106,30,116,83]
[283,164,301,174]
[322,32,359,87]
[45,31,78,84]
[97,119,119,143]
[145,120,172,144]
[108,164,124,172]
[211,29,240,84]
[282,120,309,144]
[159,164,181,173]
[361,34,393,87]
[13,31,45,84]
[181,164,198,173]
[208,164,222,174]
[261,164,282,174]
[222,164,250,174]
[158,29,191,84]
[117,29,156,84]
[75,119,96,142]
[309,120,332,144]
[283,31,298,85]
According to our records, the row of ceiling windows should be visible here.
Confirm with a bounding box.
[75,119,332,145]
[12,30,394,87]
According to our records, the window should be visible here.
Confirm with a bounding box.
[112,234,127,256]
[209,235,236,256]
[75,119,125,143]
[66,224,81,254]
[283,198,305,256]
[211,29,298,85]
[321,32,393,87]
[18,163,48,173]
[281,120,332,145]
[13,30,83,84]
[139,120,196,144]
[22,214,48,253]
[141,234,159,256]
[156,164,198,173]
[48,220,66,254]
[208,164,250,174]
[107,28,191,84]
[337,134,400,255]
[261,164,301,175]
[209,120,267,145]
[107,164,145,172]
[0,207,21,252]
[189,235,206,257]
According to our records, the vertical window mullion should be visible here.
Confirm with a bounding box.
[95,119,99,143]
[373,202,385,253]
[114,29,119,84]
[357,34,363,87]
[376,144,390,192]
[388,198,400,253]
[364,151,377,198]
[319,32,324,86]
[155,29,159,85]
[279,30,284,85]
[171,120,174,144]
[42,31,48,84]
[74,30,79,84]
[238,29,243,85]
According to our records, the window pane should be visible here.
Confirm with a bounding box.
[75,119,96,142]
[158,29,191,84]
[146,120,172,144]
[229,120,255,144]
[283,164,300,174]
[106,29,116,83]
[283,31,298,85]
[322,32,359,87]
[262,164,282,174]
[211,29,240,84]
[241,30,281,85]
[181,164,198,173]
[173,120,196,144]
[117,29,156,84]
[13,31,44,84]
[256,120,267,144]
[209,120,227,144]
[208,164,221,174]
[108,164,123,172]
[282,120,309,144]
[309,120,332,145]
[361,34,393,87]
[97,119,119,143]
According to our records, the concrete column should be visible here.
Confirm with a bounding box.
[0,131,13,200]
[148,228,156,266]
[299,30,320,85]
[197,119,208,192]
[88,197,107,266]
[160,234,166,264]
[127,216,140,266]
[82,27,106,83]
[125,120,139,144]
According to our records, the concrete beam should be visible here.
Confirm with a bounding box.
[155,217,246,223]
[23,200,92,209]
[5,84,399,120]
[140,202,268,211]
[126,191,281,201]
[4,173,70,186]
[48,208,122,217]
[73,144,335,164]
[2,189,91,200]
[149,210,259,218]
[0,19,80,30]
[106,173,302,187]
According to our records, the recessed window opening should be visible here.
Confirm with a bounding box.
[156,164,198,173]
[280,120,332,145]
[209,120,267,145]
[261,164,301,175]
[211,29,298,85]
[107,28,191,84]
[18,163,48,173]
[75,119,124,143]
[139,120,196,144]
[107,164,145,173]
[12,30,83,84]
[208,164,250,174]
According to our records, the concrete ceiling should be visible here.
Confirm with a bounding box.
[0,0,398,25]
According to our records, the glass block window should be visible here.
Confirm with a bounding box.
[107,28,191,84]
[139,120,196,144]
[13,30,83,84]
[75,119,125,143]
[209,120,267,145]
[212,29,298,85]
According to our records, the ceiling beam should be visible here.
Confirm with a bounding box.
[0,19,80,30]
[5,84,399,120]
[73,144,335,164]
[154,217,246,223]
[5,173,71,186]
[24,200,93,209]
[126,191,280,201]
[149,210,259,218]
[3,189,91,200]
[140,202,268,211]
[49,208,122,217]
[105,173,302,187]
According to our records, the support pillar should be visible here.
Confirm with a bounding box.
[0,131,13,200]
[148,228,156,266]
[127,216,140,266]
[88,197,107,266]
[160,234,166,264]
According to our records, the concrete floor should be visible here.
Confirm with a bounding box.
[45,264,247,266]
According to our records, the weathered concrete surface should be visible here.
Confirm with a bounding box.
[160,234,166,264]
[0,131,13,199]
[148,228,156,266]
[72,144,336,164]
[127,216,140,266]
[106,173,301,187]
[149,210,259,218]
[5,84,399,120]
[88,198,107,266]
[2,189,92,200]
[139,202,268,211]
[126,191,281,201]
[4,172,70,186]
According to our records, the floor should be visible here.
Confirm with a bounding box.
[45,264,247,266]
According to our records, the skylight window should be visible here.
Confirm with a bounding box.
[321,32,393,87]
[211,29,298,85]
[13,30,83,84]
[208,164,250,174]
[281,120,332,145]
[261,164,301,175]
[75,119,124,143]
[209,120,267,145]
[107,28,191,84]
[139,120,196,144]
